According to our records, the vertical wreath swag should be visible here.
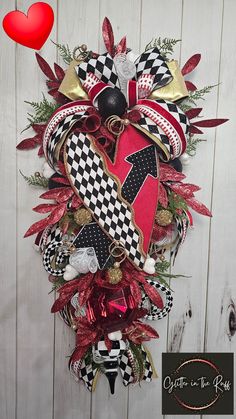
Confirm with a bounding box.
[18,18,227,394]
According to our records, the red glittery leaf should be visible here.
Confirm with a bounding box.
[40,187,66,200]
[130,281,142,305]
[40,187,73,201]
[51,177,70,185]
[32,123,46,135]
[189,125,204,134]
[185,197,212,217]
[35,52,56,81]
[185,80,197,91]
[193,118,228,127]
[48,88,59,97]
[167,182,201,199]
[102,17,115,56]
[71,194,82,209]
[116,36,127,54]
[47,80,60,89]
[136,322,159,339]
[57,188,74,203]
[143,282,164,309]
[104,335,113,352]
[70,346,89,364]
[47,203,67,223]
[54,63,65,80]
[33,203,58,213]
[160,163,186,182]
[51,295,71,313]
[185,108,202,120]
[17,138,38,150]
[158,183,169,208]
[25,203,67,238]
[37,145,44,156]
[24,216,52,237]
[79,286,93,307]
[126,321,159,344]
[51,279,81,313]
[57,161,67,177]
[59,278,81,295]
[182,54,201,76]
[151,223,172,243]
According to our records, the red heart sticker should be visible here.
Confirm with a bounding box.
[2,2,54,50]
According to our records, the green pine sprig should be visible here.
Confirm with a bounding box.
[167,191,188,213]
[52,41,73,65]
[48,276,67,294]
[20,170,48,188]
[25,94,60,127]
[146,255,190,290]
[145,37,181,59]
[129,342,145,380]
[188,84,217,103]
[186,136,206,157]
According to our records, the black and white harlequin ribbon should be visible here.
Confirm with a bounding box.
[134,99,190,160]
[42,237,70,276]
[69,340,154,390]
[69,358,98,391]
[171,212,190,262]
[65,131,145,269]
[118,345,154,386]
[140,279,173,320]
[43,101,92,169]
[134,48,172,90]
[76,53,120,89]
[118,349,135,386]
[76,48,172,93]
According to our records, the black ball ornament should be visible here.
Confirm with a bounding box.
[168,158,183,173]
[97,87,127,119]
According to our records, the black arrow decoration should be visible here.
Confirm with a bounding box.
[122,145,158,204]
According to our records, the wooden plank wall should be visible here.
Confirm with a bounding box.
[0,1,235,418]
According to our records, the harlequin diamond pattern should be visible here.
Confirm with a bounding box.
[76,53,120,88]
[134,48,173,89]
[65,132,145,269]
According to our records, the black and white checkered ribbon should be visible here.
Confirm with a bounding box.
[134,99,190,160]
[43,102,92,169]
[42,236,70,276]
[140,279,173,320]
[76,53,120,89]
[69,358,98,391]
[118,344,154,385]
[70,341,154,390]
[134,48,172,90]
[65,131,145,269]
[76,48,172,93]
[171,212,190,262]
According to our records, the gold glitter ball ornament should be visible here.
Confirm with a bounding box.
[74,208,92,226]
[155,209,173,226]
[107,267,123,284]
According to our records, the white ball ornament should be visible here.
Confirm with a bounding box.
[108,330,122,341]
[180,152,190,166]
[63,264,78,281]
[143,257,156,274]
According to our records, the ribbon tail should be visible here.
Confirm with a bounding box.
[141,344,158,381]
[118,350,135,386]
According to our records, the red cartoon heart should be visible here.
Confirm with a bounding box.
[2,2,54,50]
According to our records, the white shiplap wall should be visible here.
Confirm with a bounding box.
[0,1,235,419]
